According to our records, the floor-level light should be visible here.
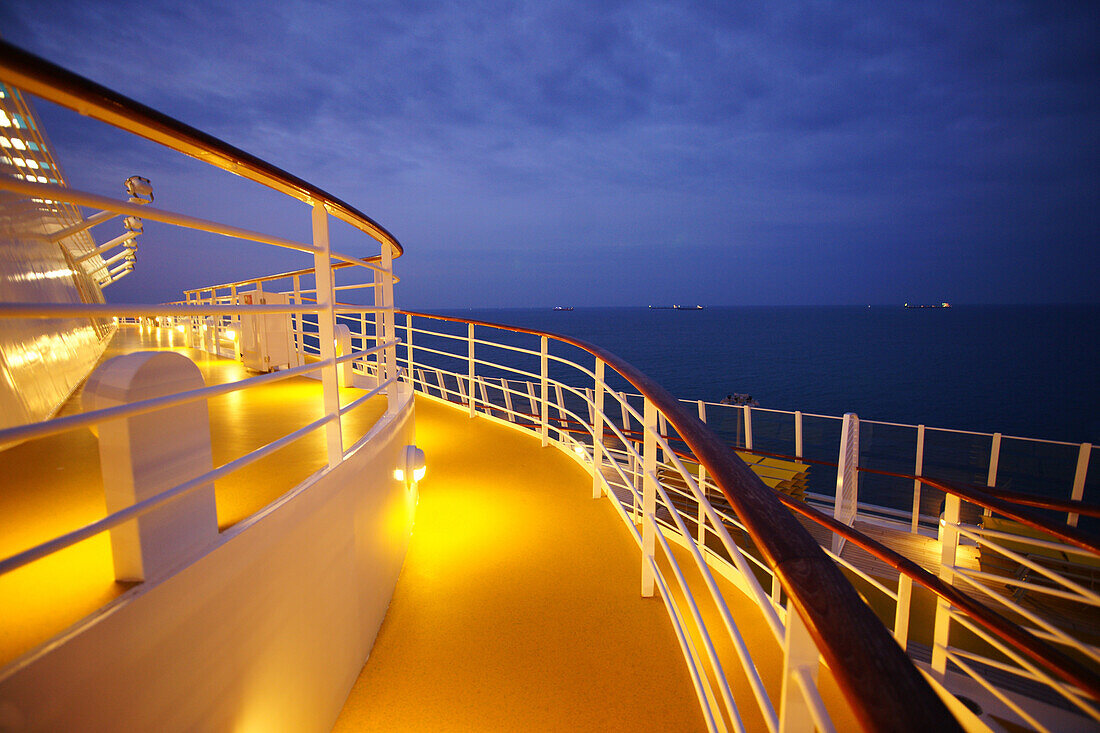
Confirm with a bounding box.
[394,445,426,488]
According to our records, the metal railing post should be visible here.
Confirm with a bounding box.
[894,574,913,651]
[381,241,397,396]
[467,322,476,417]
[932,493,961,677]
[984,432,1001,518]
[311,203,342,467]
[291,275,301,364]
[794,410,803,459]
[405,314,413,383]
[641,397,658,597]
[697,400,708,546]
[592,358,605,499]
[1069,443,1091,527]
[912,424,925,533]
[540,336,549,446]
[744,404,754,450]
[779,608,818,733]
[832,412,859,556]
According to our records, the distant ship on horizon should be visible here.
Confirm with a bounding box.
[552,306,573,311]
[904,302,951,309]
[648,304,704,310]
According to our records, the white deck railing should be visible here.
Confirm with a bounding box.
[383,310,1100,730]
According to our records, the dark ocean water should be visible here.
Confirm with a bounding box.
[432,305,1099,445]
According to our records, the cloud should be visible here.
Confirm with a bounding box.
[2,0,1098,306]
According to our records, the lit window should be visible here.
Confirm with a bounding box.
[13,158,25,167]
[40,161,49,169]
[37,176,46,183]
[11,138,25,150]
[0,138,9,148]
[11,115,21,128]
[14,173,23,180]
[0,112,9,127]
[27,142,39,151]
[27,159,38,169]
[49,178,57,183]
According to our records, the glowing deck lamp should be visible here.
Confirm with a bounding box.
[176,324,185,334]
[225,329,236,341]
[394,445,426,486]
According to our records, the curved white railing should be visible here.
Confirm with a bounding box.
[392,310,1100,730]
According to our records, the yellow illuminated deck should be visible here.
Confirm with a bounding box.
[0,325,387,667]
[335,397,709,731]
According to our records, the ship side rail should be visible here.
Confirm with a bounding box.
[390,310,962,732]
[0,42,423,713]
[383,310,1100,730]
[0,180,406,573]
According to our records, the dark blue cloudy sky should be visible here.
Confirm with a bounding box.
[3,0,1098,307]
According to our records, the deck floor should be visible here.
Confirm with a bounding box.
[333,398,709,731]
[0,325,387,668]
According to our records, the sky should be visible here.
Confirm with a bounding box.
[2,0,1098,308]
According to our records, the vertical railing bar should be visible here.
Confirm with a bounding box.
[912,424,925,534]
[593,359,606,499]
[467,322,476,418]
[641,397,657,597]
[984,432,1001,518]
[1069,443,1091,527]
[540,336,549,446]
[310,203,342,467]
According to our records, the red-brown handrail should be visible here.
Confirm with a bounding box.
[466,395,1100,701]
[402,309,959,731]
[777,498,1100,699]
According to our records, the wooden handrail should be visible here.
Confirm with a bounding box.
[777,498,1100,700]
[402,310,959,731]
[0,40,403,258]
[456,386,1100,703]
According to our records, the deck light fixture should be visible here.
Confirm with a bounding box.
[394,445,426,486]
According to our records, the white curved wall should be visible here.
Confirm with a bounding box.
[0,396,416,732]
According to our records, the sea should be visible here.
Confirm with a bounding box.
[416,304,1100,513]
[432,305,1099,445]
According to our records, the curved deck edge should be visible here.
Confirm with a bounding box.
[0,393,416,732]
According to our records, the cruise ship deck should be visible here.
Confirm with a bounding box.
[3,41,1097,731]
[1,326,858,731]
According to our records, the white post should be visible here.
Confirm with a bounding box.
[894,574,913,651]
[593,359,605,499]
[83,352,218,582]
[1069,443,1091,527]
[641,397,658,597]
[932,493,961,677]
[312,203,343,468]
[779,609,819,733]
[794,410,803,459]
[334,323,352,388]
[540,336,549,447]
[912,425,926,534]
[291,275,301,364]
[743,404,754,451]
[832,413,859,556]
[697,400,708,545]
[381,242,398,407]
[984,433,1001,518]
[501,379,515,422]
[184,292,194,348]
[405,314,414,384]
[468,323,476,418]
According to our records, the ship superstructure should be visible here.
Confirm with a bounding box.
[0,41,1097,732]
